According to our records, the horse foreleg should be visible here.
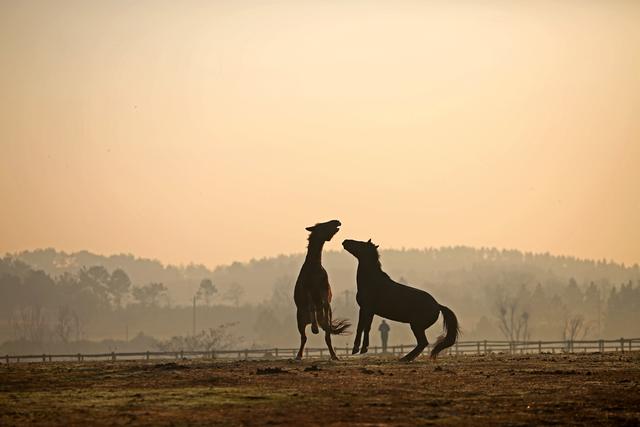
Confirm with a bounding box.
[399,324,428,362]
[360,311,374,354]
[352,308,366,354]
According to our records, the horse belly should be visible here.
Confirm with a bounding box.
[373,288,440,325]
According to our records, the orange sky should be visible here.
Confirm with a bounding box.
[1,0,639,267]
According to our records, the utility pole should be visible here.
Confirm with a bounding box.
[192,295,196,336]
[597,286,602,338]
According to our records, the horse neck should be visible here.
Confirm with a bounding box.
[356,258,383,288]
[305,238,325,265]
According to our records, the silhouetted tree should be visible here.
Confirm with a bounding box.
[223,282,244,307]
[196,278,217,306]
[108,269,131,308]
[78,265,111,307]
[132,282,167,307]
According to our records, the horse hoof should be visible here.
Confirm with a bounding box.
[331,356,340,361]
[351,348,359,355]
[359,348,368,355]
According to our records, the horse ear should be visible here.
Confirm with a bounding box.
[306,226,315,231]
[375,245,379,248]
[367,239,372,243]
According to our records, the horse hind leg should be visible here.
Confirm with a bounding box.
[400,324,428,362]
[308,294,319,334]
[296,310,308,360]
[360,311,374,354]
[322,304,339,360]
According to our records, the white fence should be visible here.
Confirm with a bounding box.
[3,337,639,363]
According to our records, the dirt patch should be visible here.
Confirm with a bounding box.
[1,352,639,426]
[256,367,289,375]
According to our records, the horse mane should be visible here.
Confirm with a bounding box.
[365,245,382,270]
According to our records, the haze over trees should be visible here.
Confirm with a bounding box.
[1,247,639,354]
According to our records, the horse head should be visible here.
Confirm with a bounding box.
[342,239,380,261]
[305,219,341,242]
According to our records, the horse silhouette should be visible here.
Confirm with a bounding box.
[294,220,350,360]
[342,239,459,361]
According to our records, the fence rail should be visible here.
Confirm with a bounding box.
[3,338,639,364]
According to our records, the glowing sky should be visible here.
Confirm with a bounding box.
[1,1,639,267]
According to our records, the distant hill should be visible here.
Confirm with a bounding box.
[13,247,640,306]
[13,248,214,305]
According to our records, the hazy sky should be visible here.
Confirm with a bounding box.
[1,0,639,268]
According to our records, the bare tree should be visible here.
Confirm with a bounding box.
[155,323,240,352]
[562,314,590,351]
[54,306,82,343]
[55,306,74,343]
[495,295,531,351]
[72,309,83,341]
[10,306,49,343]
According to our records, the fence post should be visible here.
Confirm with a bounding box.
[5,355,9,364]
[620,338,624,353]
[477,342,480,355]
[538,341,542,354]
[48,355,52,362]
[483,340,487,353]
[275,348,278,358]
[244,350,249,360]
[305,348,309,358]
[42,354,46,362]
[77,353,82,362]
[146,351,150,361]
[111,352,116,361]
[212,350,216,359]
[455,342,459,356]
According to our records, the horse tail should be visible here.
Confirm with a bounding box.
[329,318,351,335]
[430,305,459,359]
[318,299,350,335]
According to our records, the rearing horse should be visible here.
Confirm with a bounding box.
[343,239,459,361]
[294,220,350,360]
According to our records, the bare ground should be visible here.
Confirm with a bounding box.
[1,352,639,426]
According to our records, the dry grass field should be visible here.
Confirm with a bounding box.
[1,352,639,426]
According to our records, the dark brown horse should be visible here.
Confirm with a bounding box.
[294,220,350,360]
[342,239,459,361]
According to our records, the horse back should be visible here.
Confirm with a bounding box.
[359,276,440,325]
